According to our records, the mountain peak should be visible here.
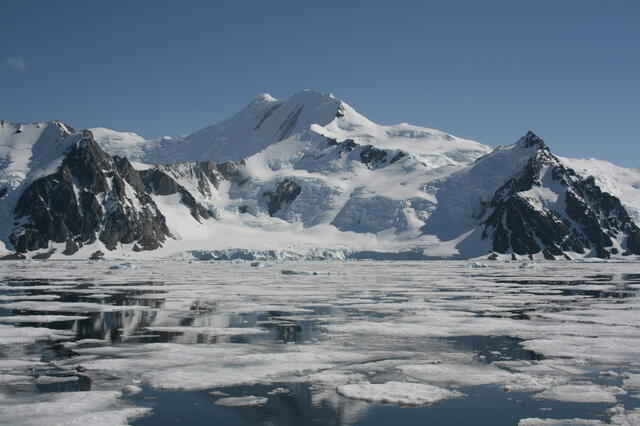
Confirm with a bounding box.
[249,93,278,107]
[249,90,338,107]
[517,131,547,149]
[281,89,340,109]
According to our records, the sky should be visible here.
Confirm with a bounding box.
[1,0,638,166]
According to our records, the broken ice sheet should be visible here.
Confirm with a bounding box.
[336,381,464,406]
[1,260,639,425]
[214,395,268,406]
[0,391,150,426]
[532,384,627,403]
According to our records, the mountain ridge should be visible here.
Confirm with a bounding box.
[1,91,639,260]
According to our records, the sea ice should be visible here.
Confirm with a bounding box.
[0,315,90,323]
[0,391,150,426]
[337,381,464,406]
[518,419,606,425]
[214,396,268,406]
[144,326,266,336]
[121,385,142,395]
[108,262,138,270]
[281,269,337,275]
[623,374,640,390]
[533,384,626,403]
[267,387,290,395]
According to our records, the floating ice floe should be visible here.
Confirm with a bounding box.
[469,262,488,268]
[0,294,60,301]
[63,338,110,348]
[0,324,73,345]
[109,262,138,270]
[250,261,272,267]
[337,381,464,406]
[267,387,290,395]
[1,300,149,313]
[121,385,142,395]
[32,375,79,384]
[0,391,150,426]
[519,406,640,425]
[623,373,640,390]
[533,384,626,403]
[0,359,46,371]
[281,269,337,275]
[214,396,268,406]
[144,326,266,336]
[518,418,606,425]
[0,315,89,323]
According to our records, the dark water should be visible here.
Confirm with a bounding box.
[128,383,622,426]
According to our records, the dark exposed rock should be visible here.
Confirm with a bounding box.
[32,249,56,259]
[0,252,26,260]
[338,139,357,154]
[390,151,407,163]
[481,132,640,259]
[487,253,498,260]
[266,179,302,216]
[63,239,79,255]
[9,132,172,254]
[0,187,7,199]
[360,145,388,169]
[628,229,640,254]
[155,160,243,197]
[238,205,249,213]
[140,168,212,222]
[89,250,105,260]
[520,131,547,149]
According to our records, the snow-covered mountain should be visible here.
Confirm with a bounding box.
[92,89,490,166]
[1,90,639,260]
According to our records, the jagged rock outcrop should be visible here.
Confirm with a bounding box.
[481,132,640,259]
[265,179,302,216]
[9,131,172,254]
[139,168,212,221]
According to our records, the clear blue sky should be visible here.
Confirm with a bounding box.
[1,1,638,166]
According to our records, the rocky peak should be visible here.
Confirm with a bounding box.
[517,131,547,149]
[50,120,75,136]
[9,130,172,254]
[481,135,640,259]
